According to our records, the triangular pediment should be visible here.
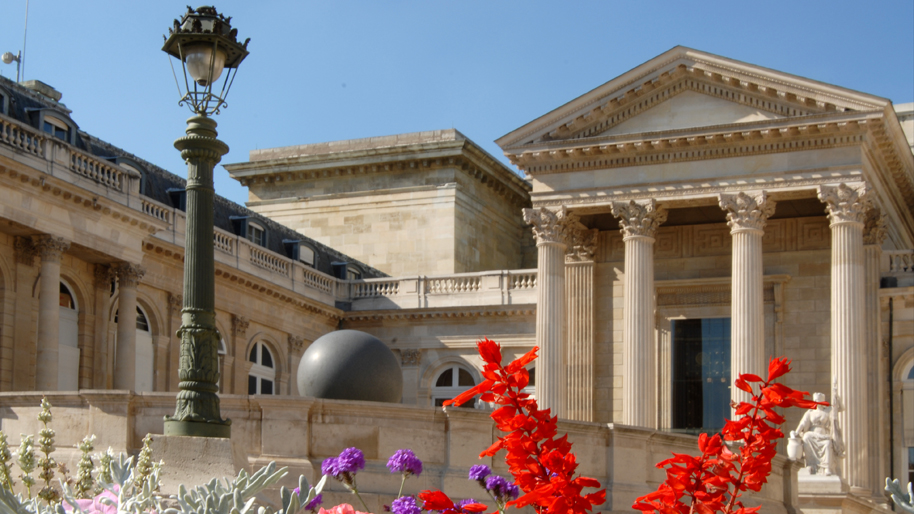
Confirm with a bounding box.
[598,90,783,137]
[497,46,890,151]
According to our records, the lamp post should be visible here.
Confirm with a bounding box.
[161,6,249,438]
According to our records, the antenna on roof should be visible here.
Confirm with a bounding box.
[1,0,28,82]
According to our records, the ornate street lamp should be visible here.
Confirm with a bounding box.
[161,6,249,438]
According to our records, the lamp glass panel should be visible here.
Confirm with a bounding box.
[184,44,226,86]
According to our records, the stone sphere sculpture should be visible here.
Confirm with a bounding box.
[297,330,402,403]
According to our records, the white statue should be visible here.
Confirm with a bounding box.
[790,384,845,476]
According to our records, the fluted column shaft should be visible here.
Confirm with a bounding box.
[565,228,597,422]
[720,192,775,408]
[34,236,70,391]
[863,209,886,497]
[524,207,577,418]
[819,183,869,493]
[612,200,666,427]
[114,263,145,390]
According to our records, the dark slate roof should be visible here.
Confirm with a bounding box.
[0,75,385,279]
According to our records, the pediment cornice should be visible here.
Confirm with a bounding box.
[498,47,889,151]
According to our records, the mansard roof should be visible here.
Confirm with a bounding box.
[0,75,385,279]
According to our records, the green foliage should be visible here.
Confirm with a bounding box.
[73,436,96,500]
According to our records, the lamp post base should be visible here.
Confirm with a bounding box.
[164,418,231,438]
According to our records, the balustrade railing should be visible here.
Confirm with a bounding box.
[508,270,537,290]
[250,245,290,276]
[213,230,235,255]
[886,250,914,273]
[353,280,400,298]
[0,116,43,156]
[302,267,334,294]
[70,151,127,191]
[427,276,481,294]
[141,198,170,223]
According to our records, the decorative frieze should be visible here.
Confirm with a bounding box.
[611,199,667,239]
[818,183,870,226]
[862,208,887,246]
[718,191,775,233]
[523,206,578,247]
[400,349,421,367]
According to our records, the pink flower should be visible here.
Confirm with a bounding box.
[64,487,119,514]
[319,503,373,514]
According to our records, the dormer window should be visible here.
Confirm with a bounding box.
[247,222,265,246]
[347,266,362,280]
[283,239,317,268]
[0,90,7,115]
[300,245,316,267]
[43,116,69,141]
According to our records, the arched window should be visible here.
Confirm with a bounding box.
[431,364,476,407]
[902,358,914,485]
[113,305,155,392]
[57,282,79,390]
[248,341,276,395]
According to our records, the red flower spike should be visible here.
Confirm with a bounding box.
[419,490,455,511]
[476,338,502,365]
[634,356,820,514]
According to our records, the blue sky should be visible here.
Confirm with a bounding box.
[2,1,912,206]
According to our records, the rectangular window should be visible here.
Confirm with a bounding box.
[42,120,68,141]
[246,223,265,246]
[248,375,257,395]
[671,318,731,434]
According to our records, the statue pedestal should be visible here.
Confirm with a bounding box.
[149,434,248,495]
[798,469,845,495]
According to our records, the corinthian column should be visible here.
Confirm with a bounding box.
[114,263,146,390]
[863,207,886,495]
[565,227,598,422]
[523,206,577,418]
[611,200,667,427]
[34,235,70,391]
[719,191,775,408]
[817,182,870,493]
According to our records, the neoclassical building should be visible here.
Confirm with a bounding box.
[0,47,912,514]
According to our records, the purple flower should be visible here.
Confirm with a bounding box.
[391,496,421,514]
[321,457,338,476]
[387,449,423,476]
[468,464,491,481]
[485,475,520,501]
[456,499,481,512]
[304,493,323,511]
[336,447,366,474]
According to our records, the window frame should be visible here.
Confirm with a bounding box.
[430,363,477,407]
[248,341,276,395]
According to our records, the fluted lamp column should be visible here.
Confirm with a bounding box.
[114,263,146,390]
[611,199,666,427]
[719,191,775,409]
[161,6,249,438]
[818,183,870,493]
[34,235,70,391]
[524,206,577,418]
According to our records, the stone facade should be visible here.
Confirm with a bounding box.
[225,130,533,276]
[0,46,912,514]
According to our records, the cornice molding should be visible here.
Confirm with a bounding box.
[0,163,164,235]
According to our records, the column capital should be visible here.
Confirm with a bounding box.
[232,315,249,338]
[862,208,887,246]
[114,263,146,288]
[168,293,183,314]
[400,349,421,367]
[523,206,578,247]
[611,199,667,239]
[13,236,37,266]
[288,335,304,354]
[566,227,599,262]
[94,264,116,290]
[818,183,870,226]
[33,235,70,263]
[719,191,776,233]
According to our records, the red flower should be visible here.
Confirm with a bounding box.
[633,355,821,514]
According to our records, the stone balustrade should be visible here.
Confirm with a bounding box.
[0,115,44,156]
[347,270,538,311]
[0,391,798,514]
[885,249,914,273]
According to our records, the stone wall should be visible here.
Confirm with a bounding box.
[0,391,799,514]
